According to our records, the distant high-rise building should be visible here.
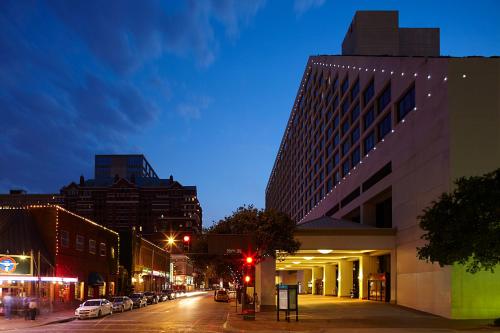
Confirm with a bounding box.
[94,154,158,183]
[61,154,202,250]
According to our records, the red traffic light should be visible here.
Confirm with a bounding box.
[244,275,251,283]
[246,256,254,264]
[183,235,190,242]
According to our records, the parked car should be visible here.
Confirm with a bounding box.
[162,289,177,300]
[75,299,113,319]
[111,296,133,312]
[144,291,159,304]
[158,292,168,302]
[214,289,229,302]
[129,293,147,308]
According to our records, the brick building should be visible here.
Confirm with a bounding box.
[0,205,119,305]
[61,154,202,248]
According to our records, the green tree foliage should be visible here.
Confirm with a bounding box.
[190,206,300,283]
[417,169,500,273]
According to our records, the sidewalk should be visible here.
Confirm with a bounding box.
[0,309,75,332]
[223,296,499,333]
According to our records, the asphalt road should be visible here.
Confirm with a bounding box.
[24,293,232,333]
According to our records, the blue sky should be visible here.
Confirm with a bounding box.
[1,0,499,225]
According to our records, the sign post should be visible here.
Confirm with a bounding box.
[276,284,298,322]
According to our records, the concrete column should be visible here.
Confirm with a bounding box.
[256,256,276,312]
[338,260,353,297]
[296,270,304,294]
[360,255,378,299]
[312,266,323,295]
[323,264,336,296]
[311,267,317,295]
[303,269,312,294]
[390,249,397,303]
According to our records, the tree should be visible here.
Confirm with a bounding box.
[417,168,500,273]
[190,206,301,283]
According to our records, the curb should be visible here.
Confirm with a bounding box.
[40,316,76,326]
[0,316,75,332]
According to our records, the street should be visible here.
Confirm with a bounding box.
[21,293,230,333]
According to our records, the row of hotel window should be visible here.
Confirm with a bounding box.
[299,85,415,210]
[294,79,411,177]
[275,76,414,199]
[60,230,115,258]
[299,84,414,184]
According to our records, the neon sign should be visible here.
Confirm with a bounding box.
[0,256,18,273]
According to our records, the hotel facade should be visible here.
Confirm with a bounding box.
[265,11,500,319]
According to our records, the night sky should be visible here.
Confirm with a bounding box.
[1,0,498,225]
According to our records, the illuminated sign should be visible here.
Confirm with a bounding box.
[0,256,18,273]
[0,254,32,275]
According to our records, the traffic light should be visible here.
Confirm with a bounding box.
[242,254,255,287]
[183,235,191,252]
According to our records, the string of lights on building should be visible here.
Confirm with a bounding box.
[266,58,469,223]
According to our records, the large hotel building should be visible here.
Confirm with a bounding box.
[265,11,499,319]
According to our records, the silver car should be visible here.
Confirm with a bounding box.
[111,296,133,312]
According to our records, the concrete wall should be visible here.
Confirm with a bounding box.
[448,58,500,319]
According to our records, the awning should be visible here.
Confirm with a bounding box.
[88,272,105,286]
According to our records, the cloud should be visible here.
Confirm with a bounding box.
[0,0,263,193]
[176,96,212,121]
[293,0,326,16]
[47,0,265,73]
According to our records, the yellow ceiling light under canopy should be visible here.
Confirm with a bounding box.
[303,257,314,260]
[292,261,301,265]
[318,249,333,254]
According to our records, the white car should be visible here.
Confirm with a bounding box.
[111,296,133,312]
[75,299,113,319]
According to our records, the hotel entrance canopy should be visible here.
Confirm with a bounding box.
[277,216,396,270]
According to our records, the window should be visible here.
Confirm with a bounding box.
[351,103,360,121]
[378,84,391,113]
[364,131,375,154]
[342,160,350,177]
[326,159,333,174]
[364,80,374,105]
[333,96,339,110]
[61,230,69,248]
[99,243,106,256]
[333,114,340,129]
[76,235,84,251]
[333,132,340,146]
[378,113,392,140]
[341,78,349,95]
[351,126,360,144]
[397,85,415,122]
[326,178,333,192]
[334,171,340,185]
[326,126,333,139]
[332,77,338,91]
[326,144,333,157]
[342,140,350,156]
[110,247,115,259]
[89,239,96,254]
[341,100,350,116]
[351,80,360,99]
[364,106,375,130]
[351,146,360,167]
[333,152,340,166]
[342,120,350,136]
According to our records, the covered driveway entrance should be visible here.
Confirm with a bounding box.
[276,216,396,302]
